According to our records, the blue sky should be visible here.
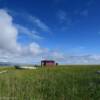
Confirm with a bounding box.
[0,0,100,64]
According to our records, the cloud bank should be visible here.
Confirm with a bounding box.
[0,9,44,64]
[0,9,100,64]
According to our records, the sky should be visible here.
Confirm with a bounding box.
[0,0,100,64]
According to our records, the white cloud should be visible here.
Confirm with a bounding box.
[61,54,100,64]
[0,9,100,65]
[42,51,65,62]
[0,9,45,64]
[0,9,21,53]
[50,52,65,61]
[42,50,100,64]
[29,43,43,55]
[16,24,43,40]
[6,10,52,34]
[28,15,51,33]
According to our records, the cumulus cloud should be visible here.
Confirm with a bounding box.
[0,9,100,65]
[0,9,44,63]
[0,9,21,53]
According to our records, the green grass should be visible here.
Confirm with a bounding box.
[0,65,100,100]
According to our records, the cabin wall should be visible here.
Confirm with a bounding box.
[41,61,56,67]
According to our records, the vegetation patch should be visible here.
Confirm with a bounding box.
[0,65,100,100]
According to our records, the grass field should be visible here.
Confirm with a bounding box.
[0,65,100,100]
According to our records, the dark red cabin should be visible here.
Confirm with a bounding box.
[41,60,56,67]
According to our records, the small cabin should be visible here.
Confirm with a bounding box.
[41,60,56,67]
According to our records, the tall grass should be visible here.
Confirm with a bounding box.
[0,66,100,100]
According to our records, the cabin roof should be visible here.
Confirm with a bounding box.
[41,60,55,62]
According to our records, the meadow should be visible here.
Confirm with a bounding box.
[0,65,100,100]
